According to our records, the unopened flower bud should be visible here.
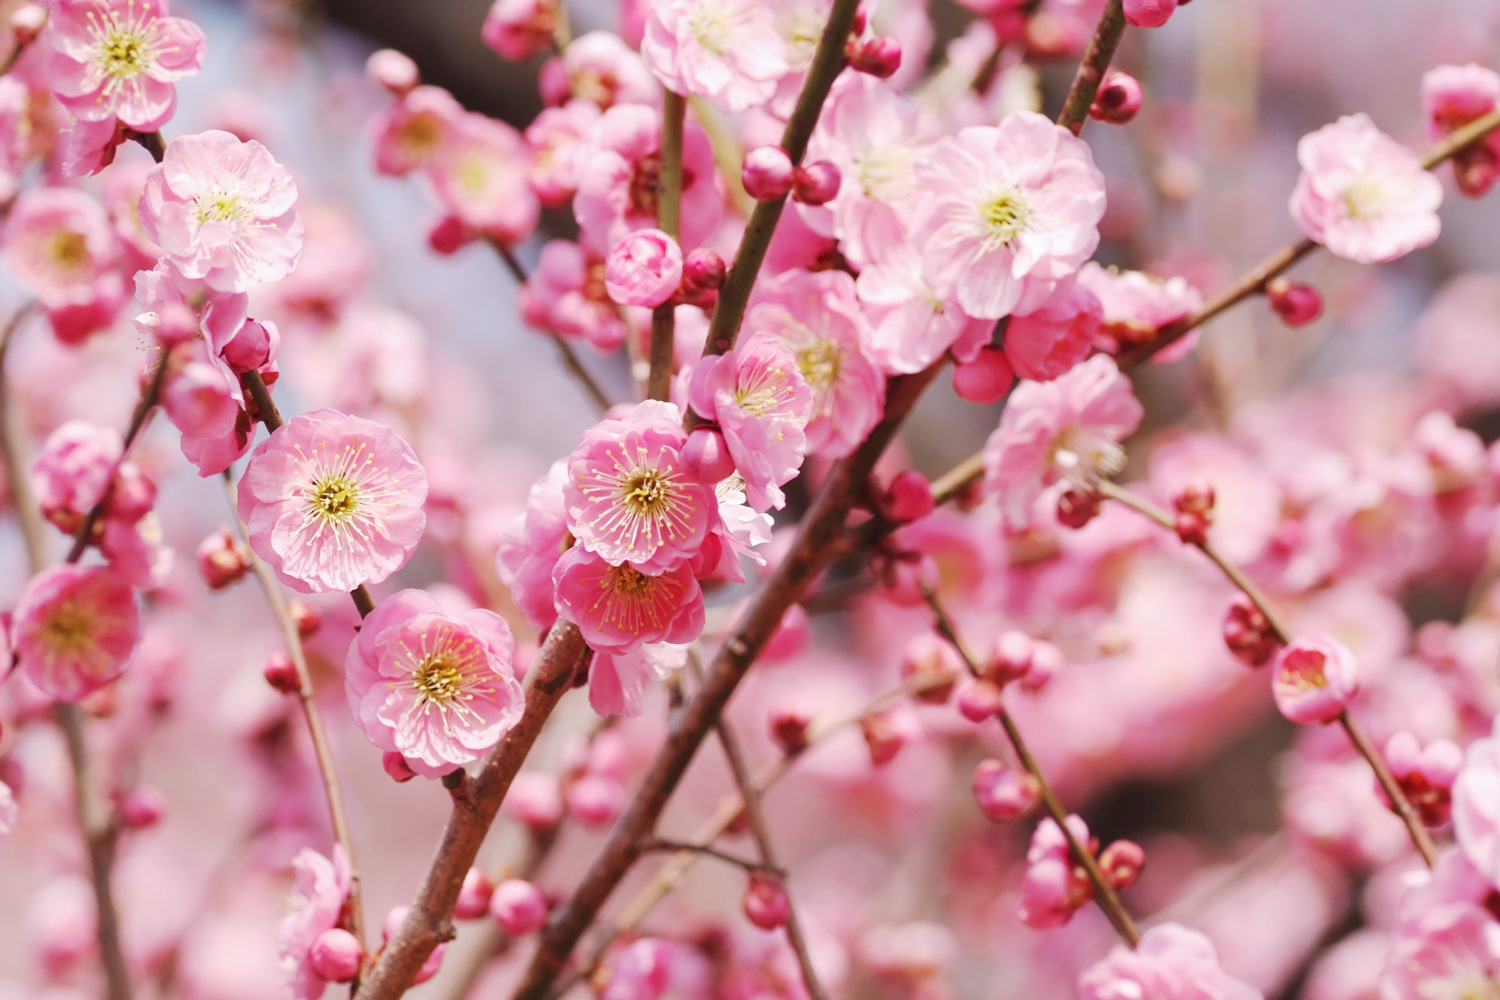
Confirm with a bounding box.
[957,677,1003,722]
[222,318,280,373]
[850,7,868,35]
[952,348,1015,404]
[743,873,790,930]
[1266,278,1323,327]
[1089,71,1143,124]
[770,706,810,754]
[1272,635,1359,724]
[1223,594,1280,668]
[1098,839,1146,888]
[1022,641,1061,691]
[792,161,841,205]
[383,751,417,783]
[1383,731,1462,826]
[428,214,476,255]
[742,146,795,201]
[490,878,548,936]
[972,759,1041,822]
[682,427,736,484]
[566,773,624,827]
[847,35,902,79]
[107,463,155,523]
[366,48,420,95]
[10,4,47,44]
[505,772,563,831]
[196,529,250,590]
[881,470,935,524]
[860,708,911,766]
[986,630,1034,685]
[116,785,166,829]
[900,632,960,704]
[263,651,300,694]
[309,928,363,983]
[156,301,199,345]
[1174,510,1210,545]
[288,600,321,639]
[454,867,495,920]
[1056,488,1102,529]
[678,248,726,307]
[1454,145,1500,198]
[606,228,683,308]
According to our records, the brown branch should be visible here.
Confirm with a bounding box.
[646,91,685,402]
[1055,0,1127,135]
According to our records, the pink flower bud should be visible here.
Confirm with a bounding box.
[454,867,495,920]
[742,146,795,201]
[1223,594,1281,668]
[605,228,683,308]
[847,35,902,79]
[682,427,737,484]
[1022,641,1061,691]
[366,48,420,95]
[986,630,1034,685]
[1266,278,1323,327]
[288,600,322,639]
[743,873,790,930]
[1089,71,1143,125]
[1454,146,1500,198]
[263,651,300,694]
[382,751,418,783]
[222,318,280,373]
[972,759,1041,822]
[196,529,250,590]
[952,348,1015,404]
[490,878,548,936]
[1383,731,1463,826]
[428,214,477,255]
[1174,510,1210,545]
[681,248,726,293]
[106,463,155,523]
[566,773,625,827]
[900,632,960,704]
[770,706,811,754]
[1056,488,1102,529]
[792,161,841,206]
[1098,839,1146,888]
[881,470,935,523]
[116,785,166,829]
[957,678,1003,722]
[505,772,563,831]
[309,928,363,983]
[10,4,47,44]
[1123,0,1178,27]
[1272,635,1359,724]
[860,708,912,766]
[155,301,199,345]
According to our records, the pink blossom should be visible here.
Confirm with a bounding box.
[1384,731,1462,827]
[605,228,683,307]
[428,112,539,245]
[497,459,568,629]
[275,845,351,1000]
[588,641,686,717]
[481,0,558,62]
[344,589,524,778]
[856,241,991,375]
[132,259,250,362]
[1271,635,1359,725]
[561,31,659,110]
[161,352,252,477]
[687,336,812,512]
[13,564,140,702]
[31,421,122,534]
[746,268,884,458]
[521,239,626,351]
[911,112,1106,320]
[1077,262,1204,361]
[525,99,601,206]
[1078,923,1263,1000]
[1290,114,1443,265]
[139,130,305,293]
[57,112,128,178]
[641,0,789,114]
[237,409,428,594]
[1,186,118,310]
[983,354,1143,528]
[564,400,714,571]
[44,0,206,131]
[1454,716,1500,889]
[1422,64,1500,197]
[1122,0,1177,28]
[552,546,704,653]
[1004,283,1102,382]
[1018,814,1094,929]
[1383,901,1500,1000]
[370,85,465,178]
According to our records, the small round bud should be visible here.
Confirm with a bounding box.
[383,751,418,783]
[428,214,476,255]
[1272,635,1359,725]
[116,785,166,830]
[952,348,1015,404]
[454,867,495,921]
[850,8,868,34]
[957,678,1003,723]
[222,318,280,374]
[972,759,1041,822]
[288,600,322,639]
[490,879,548,936]
[10,4,47,44]
[792,161,841,206]
[899,632,960,705]
[743,873,790,930]
[682,428,737,484]
[366,48,420,95]
[742,146,796,201]
[107,463,156,522]
[156,301,199,345]
[859,709,909,766]
[1056,488,1102,529]
[769,706,811,754]
[1022,641,1061,691]
[505,772,564,831]
[847,35,902,79]
[986,630,1034,685]
[1098,840,1146,888]
[1173,511,1210,546]
[678,248,727,307]
[1223,594,1280,668]
[1089,71,1143,125]
[196,529,250,590]
[263,651,300,695]
[1266,278,1323,327]
[881,470,935,524]
[566,773,625,827]
[309,928,363,983]
[1454,145,1500,198]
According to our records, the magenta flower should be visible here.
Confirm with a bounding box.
[497,459,568,630]
[344,589,524,778]
[1290,114,1443,265]
[275,844,351,1000]
[1121,0,1178,28]
[605,228,682,308]
[481,0,558,61]
[1,186,118,310]
[139,130,305,293]
[1271,635,1359,725]
[44,0,206,131]
[687,335,813,512]
[1078,923,1262,1000]
[641,0,788,114]
[552,547,705,653]
[237,409,428,594]
[911,112,1105,320]
[982,354,1143,528]
[1422,64,1500,197]
[564,400,714,573]
[13,564,140,701]
[1003,284,1102,382]
[1454,716,1500,888]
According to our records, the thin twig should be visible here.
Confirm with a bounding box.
[1055,0,1127,135]
[0,302,45,567]
[1340,709,1438,867]
[638,837,783,877]
[646,90,685,402]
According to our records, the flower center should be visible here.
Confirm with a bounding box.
[195,190,248,225]
[796,339,842,392]
[42,603,95,655]
[1281,651,1329,692]
[1341,176,1387,220]
[781,6,824,69]
[413,653,465,706]
[455,154,491,197]
[308,474,360,525]
[688,0,743,55]
[46,231,91,272]
[101,29,147,77]
[980,190,1029,247]
[594,563,683,636]
[400,113,446,156]
[1050,425,1126,485]
[855,144,917,201]
[621,469,671,517]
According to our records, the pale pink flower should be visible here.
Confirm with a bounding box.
[57,112,128,178]
[855,240,992,375]
[44,0,206,131]
[746,268,884,458]
[1078,923,1263,1000]
[481,0,558,61]
[1077,261,1204,361]
[983,354,1143,528]
[564,400,714,572]
[1,186,118,310]
[1382,901,1500,1000]
[525,100,601,206]
[552,547,704,653]
[1454,715,1500,889]
[1290,114,1443,265]
[1018,814,1094,929]
[13,564,140,701]
[276,845,351,1000]
[236,409,428,594]
[1004,283,1102,382]
[701,478,773,583]
[561,31,660,110]
[605,228,682,308]
[1271,635,1359,725]
[687,335,813,512]
[521,239,627,351]
[911,112,1106,319]
[31,421,122,533]
[588,641,687,718]
[344,589,524,778]
[139,130,305,293]
[641,0,789,114]
[370,85,465,178]
[428,112,539,245]
[132,259,250,363]
[497,459,568,630]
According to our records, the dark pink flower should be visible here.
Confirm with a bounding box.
[552,547,704,653]
[1271,635,1359,725]
[13,564,140,701]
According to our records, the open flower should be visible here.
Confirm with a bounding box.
[44,0,206,131]
[1,186,118,310]
[1271,635,1359,725]
[1079,923,1262,1000]
[13,564,140,701]
[237,409,428,593]
[276,845,352,1000]
[344,589,524,778]
[552,547,705,653]
[641,0,788,114]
